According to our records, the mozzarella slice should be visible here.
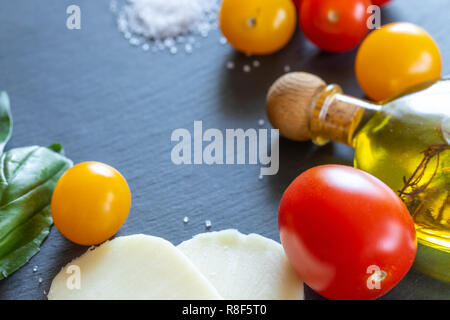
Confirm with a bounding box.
[48,234,222,300]
[178,229,304,300]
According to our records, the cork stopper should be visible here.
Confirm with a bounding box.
[266,72,326,141]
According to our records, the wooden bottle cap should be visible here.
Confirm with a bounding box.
[266,72,326,141]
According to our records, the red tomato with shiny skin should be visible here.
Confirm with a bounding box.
[278,165,417,300]
[300,0,371,52]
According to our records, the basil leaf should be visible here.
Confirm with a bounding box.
[0,146,72,280]
[0,92,12,154]
[47,143,65,155]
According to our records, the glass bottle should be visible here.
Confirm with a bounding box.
[267,73,449,282]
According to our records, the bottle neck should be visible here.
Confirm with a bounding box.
[309,84,381,146]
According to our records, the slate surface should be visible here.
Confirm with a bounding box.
[0,0,449,300]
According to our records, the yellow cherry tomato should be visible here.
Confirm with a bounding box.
[355,22,442,101]
[219,0,297,55]
[51,161,131,246]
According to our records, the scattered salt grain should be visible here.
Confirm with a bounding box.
[252,60,260,68]
[142,43,150,51]
[33,266,38,272]
[258,119,265,126]
[226,61,235,70]
[284,65,291,72]
[183,216,189,224]
[185,43,193,54]
[38,277,43,284]
[170,46,178,55]
[205,220,212,229]
[258,174,263,180]
[129,37,141,46]
[219,36,227,45]
[243,64,251,73]
[164,38,175,47]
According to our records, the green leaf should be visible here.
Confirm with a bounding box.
[0,92,13,154]
[0,146,73,280]
[47,143,64,155]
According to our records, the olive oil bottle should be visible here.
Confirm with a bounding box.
[267,72,449,282]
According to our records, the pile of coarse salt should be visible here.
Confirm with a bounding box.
[113,0,220,53]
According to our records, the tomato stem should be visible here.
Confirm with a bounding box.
[247,17,256,27]
[327,10,339,23]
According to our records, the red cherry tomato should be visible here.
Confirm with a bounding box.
[299,0,371,52]
[372,0,391,6]
[278,165,417,300]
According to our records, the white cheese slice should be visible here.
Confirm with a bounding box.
[48,234,222,300]
[177,229,304,300]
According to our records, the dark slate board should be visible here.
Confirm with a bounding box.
[0,0,449,300]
